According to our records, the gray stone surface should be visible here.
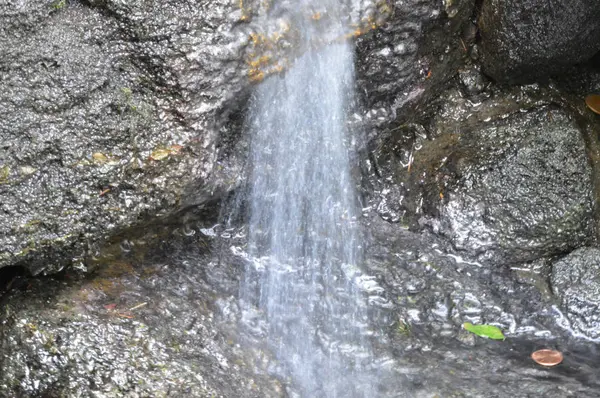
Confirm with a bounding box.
[369,85,596,265]
[3,0,600,396]
[2,224,600,397]
[0,235,284,397]
[0,0,247,274]
[355,0,475,126]
[0,0,478,276]
[479,0,600,83]
[552,247,600,340]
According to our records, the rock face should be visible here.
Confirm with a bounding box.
[0,234,285,397]
[0,0,478,276]
[355,0,475,126]
[2,223,600,397]
[479,0,600,83]
[0,0,251,275]
[3,0,600,396]
[552,247,600,340]
[434,106,595,264]
[369,84,596,265]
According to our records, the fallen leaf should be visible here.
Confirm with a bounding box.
[0,165,10,183]
[463,322,505,340]
[92,152,108,164]
[585,94,600,115]
[531,349,563,367]
[150,148,171,161]
[103,303,117,310]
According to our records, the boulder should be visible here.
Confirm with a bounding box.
[0,0,252,275]
[355,0,476,126]
[478,0,600,84]
[0,0,480,275]
[370,85,596,265]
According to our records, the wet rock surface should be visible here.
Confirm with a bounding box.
[0,0,479,277]
[369,84,596,265]
[0,0,248,274]
[478,0,600,83]
[551,247,600,341]
[355,0,475,126]
[0,233,284,397]
[2,223,600,397]
[3,0,600,397]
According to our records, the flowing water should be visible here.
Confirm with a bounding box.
[238,1,377,396]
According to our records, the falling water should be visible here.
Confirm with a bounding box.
[239,1,376,396]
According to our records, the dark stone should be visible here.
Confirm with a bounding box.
[369,85,596,265]
[2,221,600,397]
[435,106,595,264]
[479,0,600,84]
[0,233,285,397]
[355,0,475,127]
[457,64,488,95]
[0,0,480,276]
[551,247,600,340]
[0,0,252,274]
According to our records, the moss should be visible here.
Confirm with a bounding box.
[121,87,133,98]
[396,320,411,336]
[52,0,66,10]
[0,165,10,184]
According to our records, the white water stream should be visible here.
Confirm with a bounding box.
[239,1,378,396]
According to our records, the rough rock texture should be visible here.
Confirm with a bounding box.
[552,247,600,340]
[0,233,284,397]
[369,83,596,265]
[3,0,600,396]
[2,223,600,397]
[478,0,600,84]
[0,0,478,276]
[0,0,250,275]
[355,0,476,127]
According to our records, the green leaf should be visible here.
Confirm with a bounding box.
[463,322,505,340]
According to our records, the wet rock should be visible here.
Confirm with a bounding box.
[478,0,600,84]
[457,65,488,96]
[355,0,475,127]
[551,247,600,340]
[0,234,284,397]
[370,86,595,265]
[0,0,254,274]
[0,0,479,276]
[431,103,595,264]
[3,221,600,397]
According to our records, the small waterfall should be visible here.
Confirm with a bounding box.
[239,2,376,396]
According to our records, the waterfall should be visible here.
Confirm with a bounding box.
[239,1,376,396]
